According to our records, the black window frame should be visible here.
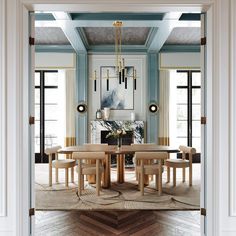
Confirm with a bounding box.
[35,70,58,163]
[176,70,201,147]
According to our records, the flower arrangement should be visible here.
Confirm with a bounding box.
[106,128,127,139]
[106,128,127,149]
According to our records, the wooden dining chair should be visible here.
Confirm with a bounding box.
[73,152,105,196]
[131,143,156,180]
[135,152,168,196]
[45,146,76,187]
[83,144,108,183]
[165,145,196,187]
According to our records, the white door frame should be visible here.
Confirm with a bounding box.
[3,1,218,235]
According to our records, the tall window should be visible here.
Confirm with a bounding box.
[175,70,201,152]
[35,70,59,163]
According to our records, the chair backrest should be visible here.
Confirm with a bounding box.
[135,152,168,161]
[72,151,105,160]
[45,145,62,155]
[179,145,196,162]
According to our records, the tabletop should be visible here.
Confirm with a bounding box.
[58,145,179,155]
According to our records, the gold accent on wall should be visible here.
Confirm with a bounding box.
[64,137,76,158]
[65,137,76,147]
[158,137,170,146]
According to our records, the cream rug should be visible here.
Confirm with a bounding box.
[35,164,200,210]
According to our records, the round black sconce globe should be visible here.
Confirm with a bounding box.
[77,103,87,113]
[149,103,159,113]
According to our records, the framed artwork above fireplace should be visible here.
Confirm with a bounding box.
[100,66,134,110]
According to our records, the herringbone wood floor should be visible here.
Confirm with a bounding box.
[35,210,200,236]
[35,163,201,235]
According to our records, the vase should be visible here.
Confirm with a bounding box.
[117,136,122,149]
[103,107,110,120]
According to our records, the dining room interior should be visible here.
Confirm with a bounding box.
[34,11,202,234]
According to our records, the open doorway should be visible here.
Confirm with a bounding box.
[32,9,203,234]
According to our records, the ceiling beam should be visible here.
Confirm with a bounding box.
[70,13,165,21]
[87,45,148,53]
[35,20,200,28]
[35,45,75,53]
[52,12,86,53]
[160,44,200,53]
[148,13,182,53]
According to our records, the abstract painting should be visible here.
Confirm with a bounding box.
[100,66,134,110]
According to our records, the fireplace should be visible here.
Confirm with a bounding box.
[90,120,145,144]
[101,131,134,145]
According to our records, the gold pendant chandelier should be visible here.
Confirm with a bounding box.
[113,21,137,89]
[92,21,137,92]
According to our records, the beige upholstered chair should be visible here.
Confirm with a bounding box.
[165,145,196,187]
[83,144,108,182]
[45,146,76,187]
[73,152,105,196]
[135,152,168,196]
[131,143,156,180]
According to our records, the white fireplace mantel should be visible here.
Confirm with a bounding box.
[90,120,144,144]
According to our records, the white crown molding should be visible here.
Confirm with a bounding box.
[0,0,7,218]
[22,0,211,12]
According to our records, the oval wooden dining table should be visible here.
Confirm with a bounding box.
[58,145,179,188]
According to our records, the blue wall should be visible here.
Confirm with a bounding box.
[147,53,159,143]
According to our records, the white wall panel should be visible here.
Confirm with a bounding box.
[215,0,236,234]
[159,52,200,69]
[35,52,75,68]
[0,0,7,218]
[230,0,236,217]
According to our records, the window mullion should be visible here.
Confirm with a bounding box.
[40,71,45,163]
[188,71,193,147]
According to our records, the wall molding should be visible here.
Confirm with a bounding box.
[0,0,7,218]
[230,0,236,217]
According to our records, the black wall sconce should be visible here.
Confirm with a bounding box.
[77,103,87,113]
[149,103,159,113]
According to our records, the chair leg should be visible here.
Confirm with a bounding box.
[55,168,59,183]
[140,160,144,196]
[78,174,81,196]
[158,164,162,196]
[135,168,139,181]
[167,167,170,183]
[96,159,100,196]
[100,173,103,191]
[71,167,74,183]
[189,166,192,186]
[97,173,100,196]
[81,175,84,190]
[140,173,144,196]
[173,167,176,187]
[49,165,52,187]
[65,168,69,187]
[182,167,185,182]
[155,174,158,190]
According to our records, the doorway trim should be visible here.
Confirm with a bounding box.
[7,1,215,235]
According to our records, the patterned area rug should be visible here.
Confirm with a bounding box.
[35,164,200,211]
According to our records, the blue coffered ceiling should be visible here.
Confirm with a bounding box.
[35,12,201,53]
